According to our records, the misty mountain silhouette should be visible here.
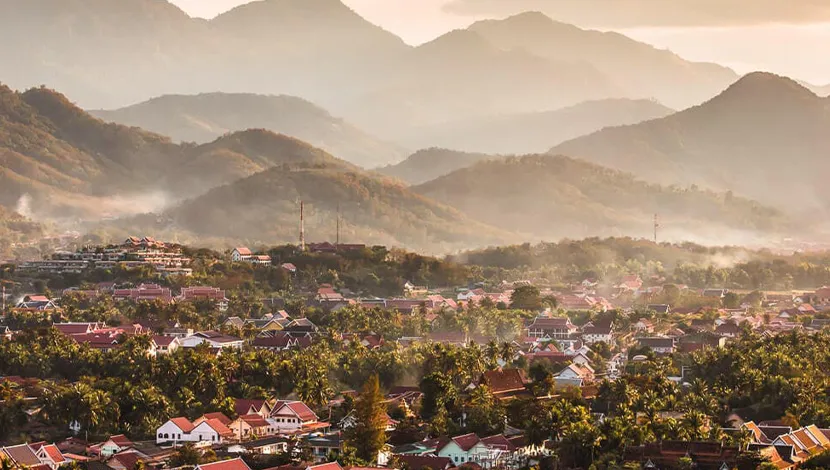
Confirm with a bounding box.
[391,98,674,155]
[551,72,830,212]
[92,93,406,168]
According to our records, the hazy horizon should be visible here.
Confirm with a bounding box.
[169,0,830,85]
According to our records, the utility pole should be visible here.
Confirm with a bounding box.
[299,200,306,252]
[653,213,659,244]
[336,203,341,247]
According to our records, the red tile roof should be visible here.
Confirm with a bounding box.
[202,419,235,438]
[108,435,133,448]
[451,433,481,451]
[482,369,526,394]
[274,401,318,422]
[234,399,268,417]
[240,414,271,428]
[108,451,143,470]
[201,412,232,426]
[198,458,252,470]
[169,417,195,433]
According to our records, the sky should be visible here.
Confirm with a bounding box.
[169,0,830,85]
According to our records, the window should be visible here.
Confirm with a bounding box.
[158,433,163,438]
[164,433,169,439]
[454,457,459,463]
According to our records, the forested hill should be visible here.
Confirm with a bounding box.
[414,154,792,243]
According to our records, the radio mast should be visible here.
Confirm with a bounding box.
[299,201,306,251]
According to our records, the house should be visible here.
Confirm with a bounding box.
[0,444,45,469]
[271,400,320,433]
[196,412,233,427]
[192,418,235,444]
[714,322,741,338]
[636,337,676,355]
[581,322,613,344]
[180,331,244,349]
[435,434,491,467]
[435,433,515,468]
[89,435,133,458]
[157,417,196,443]
[307,434,344,461]
[480,369,531,401]
[616,274,643,292]
[232,247,253,262]
[281,263,297,273]
[624,441,739,470]
[106,450,146,470]
[235,399,273,418]
[227,436,288,455]
[32,444,66,470]
[16,295,59,311]
[112,284,174,303]
[770,425,830,462]
[555,363,595,388]
[526,317,578,339]
[633,318,655,334]
[178,287,229,312]
[151,336,180,355]
[229,414,275,441]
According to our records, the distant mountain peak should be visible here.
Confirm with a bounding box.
[715,72,816,104]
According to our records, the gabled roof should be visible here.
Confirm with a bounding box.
[273,401,318,422]
[447,433,481,452]
[169,417,195,433]
[239,414,271,428]
[39,444,66,464]
[108,451,143,470]
[234,399,270,417]
[2,444,42,466]
[199,419,234,437]
[233,247,253,256]
[201,412,232,426]
[481,434,516,452]
[108,435,134,448]
[482,369,526,394]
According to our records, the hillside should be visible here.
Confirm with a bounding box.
[551,72,830,212]
[91,93,405,168]
[163,167,514,252]
[377,148,494,185]
[393,99,674,154]
[0,84,365,219]
[413,155,792,244]
[468,12,737,109]
[0,204,44,255]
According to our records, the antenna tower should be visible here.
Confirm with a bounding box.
[300,201,306,251]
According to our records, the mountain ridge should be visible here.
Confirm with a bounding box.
[550,72,830,213]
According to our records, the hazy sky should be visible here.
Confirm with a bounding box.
[169,0,830,84]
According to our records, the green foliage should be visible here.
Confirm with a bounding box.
[345,375,388,463]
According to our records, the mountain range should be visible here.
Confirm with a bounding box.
[0,0,739,145]
[391,99,674,155]
[551,72,830,213]
[91,93,405,168]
